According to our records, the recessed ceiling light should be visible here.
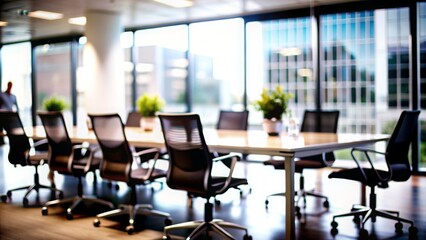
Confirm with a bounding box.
[28,10,63,20]
[0,21,8,27]
[68,17,86,26]
[153,0,193,8]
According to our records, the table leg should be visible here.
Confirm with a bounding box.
[284,155,296,240]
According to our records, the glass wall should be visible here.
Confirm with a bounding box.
[189,18,245,126]
[320,8,411,134]
[419,2,426,169]
[0,43,32,126]
[135,25,188,114]
[246,17,315,127]
[34,42,73,126]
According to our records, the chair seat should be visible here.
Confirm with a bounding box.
[329,168,389,188]
[130,168,167,183]
[27,152,48,165]
[73,157,101,174]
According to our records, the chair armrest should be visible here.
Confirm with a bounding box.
[32,138,48,148]
[133,148,161,178]
[351,147,389,182]
[69,144,93,173]
[213,153,241,193]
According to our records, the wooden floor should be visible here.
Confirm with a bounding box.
[0,143,425,240]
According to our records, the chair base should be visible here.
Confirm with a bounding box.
[163,219,250,240]
[265,188,329,210]
[41,195,114,220]
[1,169,63,207]
[331,204,418,239]
[94,203,172,235]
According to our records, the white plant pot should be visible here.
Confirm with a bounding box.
[140,116,156,131]
[262,118,283,136]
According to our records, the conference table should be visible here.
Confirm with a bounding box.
[27,125,389,240]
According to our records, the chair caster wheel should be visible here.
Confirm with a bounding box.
[23,198,29,208]
[115,184,120,190]
[353,215,361,224]
[323,200,329,208]
[58,192,64,199]
[164,218,172,226]
[395,222,403,231]
[295,206,301,216]
[265,199,269,208]
[6,191,12,198]
[93,218,100,227]
[66,212,73,220]
[1,195,7,202]
[408,226,418,238]
[243,234,253,240]
[330,227,338,235]
[359,228,368,239]
[162,235,172,240]
[214,199,221,206]
[126,225,134,235]
[41,207,48,216]
[331,220,338,228]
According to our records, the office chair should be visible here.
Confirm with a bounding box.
[263,110,339,217]
[125,111,141,127]
[38,111,114,220]
[159,113,252,240]
[0,111,63,207]
[89,113,171,235]
[329,110,419,238]
[190,110,251,206]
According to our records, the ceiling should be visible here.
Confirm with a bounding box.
[0,0,359,44]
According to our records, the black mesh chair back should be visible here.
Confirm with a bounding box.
[386,110,420,182]
[90,114,133,183]
[125,111,141,127]
[216,110,249,130]
[301,110,340,162]
[159,113,212,195]
[0,111,31,166]
[38,111,73,174]
[0,111,63,207]
[89,113,171,233]
[159,113,251,239]
[329,110,420,237]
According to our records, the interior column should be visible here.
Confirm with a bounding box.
[83,10,125,117]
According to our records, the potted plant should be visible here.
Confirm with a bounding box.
[136,93,165,131]
[42,96,68,112]
[253,86,293,136]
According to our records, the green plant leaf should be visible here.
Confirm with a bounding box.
[252,86,293,120]
[136,94,165,117]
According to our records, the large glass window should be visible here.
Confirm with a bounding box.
[34,42,72,126]
[189,18,245,126]
[321,9,410,136]
[419,2,426,169]
[1,43,32,126]
[135,25,188,113]
[246,17,314,126]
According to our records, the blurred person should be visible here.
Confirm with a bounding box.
[0,81,19,111]
[0,81,19,145]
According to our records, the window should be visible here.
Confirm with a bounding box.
[320,9,411,136]
[34,42,72,126]
[189,18,245,125]
[135,25,188,113]
[1,43,32,126]
[246,17,314,126]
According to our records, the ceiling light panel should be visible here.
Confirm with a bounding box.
[28,10,63,20]
[153,0,193,8]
